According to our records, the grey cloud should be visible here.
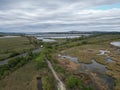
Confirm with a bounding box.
[0,0,120,32]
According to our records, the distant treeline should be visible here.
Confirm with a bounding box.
[0,32,25,36]
[26,31,120,35]
[1,31,120,36]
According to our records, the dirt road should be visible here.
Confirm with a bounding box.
[46,58,66,90]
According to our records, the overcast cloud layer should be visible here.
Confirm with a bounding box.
[0,0,120,32]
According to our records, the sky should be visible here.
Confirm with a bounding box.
[0,0,120,32]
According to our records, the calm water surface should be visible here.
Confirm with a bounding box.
[111,42,120,47]
[60,55,114,90]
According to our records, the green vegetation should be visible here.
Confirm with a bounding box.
[67,75,82,89]
[0,34,120,90]
[66,75,93,90]
[42,71,57,90]
[35,48,57,90]
[0,61,38,90]
[0,36,35,61]
[35,53,47,70]
[57,34,120,50]
[0,52,39,79]
[54,34,120,90]
[0,35,57,90]
[0,48,57,90]
[43,43,94,90]
[26,36,43,48]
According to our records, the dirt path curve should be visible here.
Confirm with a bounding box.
[46,58,66,90]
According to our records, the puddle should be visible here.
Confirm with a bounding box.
[106,58,115,63]
[97,50,115,63]
[111,42,120,47]
[98,50,110,55]
[36,77,43,90]
[80,60,106,73]
[61,55,78,63]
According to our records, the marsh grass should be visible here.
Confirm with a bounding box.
[56,34,120,90]
[0,37,35,60]
[0,61,38,90]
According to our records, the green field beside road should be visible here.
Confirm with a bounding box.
[0,36,39,61]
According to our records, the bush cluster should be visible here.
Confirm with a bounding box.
[0,52,39,79]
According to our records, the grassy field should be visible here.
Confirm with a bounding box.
[0,34,120,90]
[0,61,38,90]
[0,58,56,90]
[0,36,35,60]
[0,36,56,90]
[57,34,120,50]
[54,34,120,90]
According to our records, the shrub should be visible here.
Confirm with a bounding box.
[0,52,39,79]
[35,53,47,70]
[10,52,19,57]
[67,75,82,89]
[81,41,88,44]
